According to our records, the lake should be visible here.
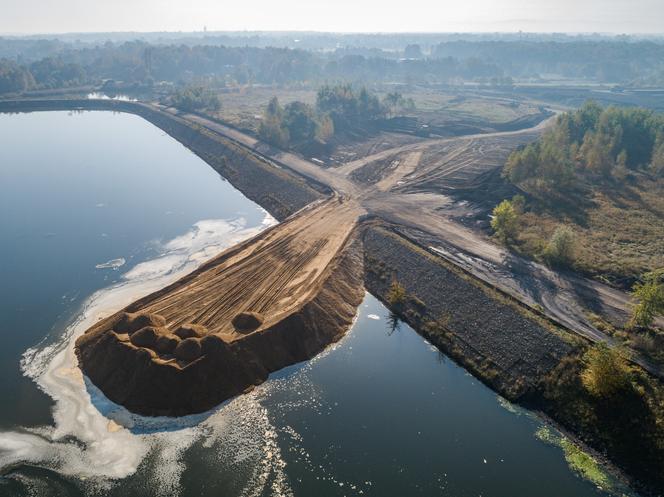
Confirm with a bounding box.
[0,110,630,496]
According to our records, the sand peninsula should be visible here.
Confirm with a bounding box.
[76,196,365,415]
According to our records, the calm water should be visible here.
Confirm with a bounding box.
[0,111,627,496]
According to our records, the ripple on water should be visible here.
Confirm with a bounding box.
[0,214,318,496]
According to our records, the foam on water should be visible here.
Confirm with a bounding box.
[0,212,312,495]
[95,258,126,270]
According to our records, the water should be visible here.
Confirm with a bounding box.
[0,111,629,496]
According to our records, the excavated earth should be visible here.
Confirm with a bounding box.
[76,197,365,415]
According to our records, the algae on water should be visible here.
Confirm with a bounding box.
[535,426,634,496]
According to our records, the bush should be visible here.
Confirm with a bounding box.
[387,280,407,308]
[580,344,632,398]
[491,199,518,242]
[171,85,221,112]
[543,225,576,267]
[630,269,664,328]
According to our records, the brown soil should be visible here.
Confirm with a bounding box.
[75,197,364,415]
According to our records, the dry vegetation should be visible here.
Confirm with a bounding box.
[513,176,664,286]
[209,86,317,132]
[407,90,542,125]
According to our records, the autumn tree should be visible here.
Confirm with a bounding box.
[630,269,664,328]
[581,344,632,398]
[491,199,519,243]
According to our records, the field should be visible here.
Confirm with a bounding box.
[513,176,664,288]
[208,84,544,136]
[406,88,543,125]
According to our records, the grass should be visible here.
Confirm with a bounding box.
[511,176,664,287]
[405,90,541,124]
[208,86,317,133]
[205,85,541,134]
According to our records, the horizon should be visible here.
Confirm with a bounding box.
[3,0,664,36]
[3,29,664,37]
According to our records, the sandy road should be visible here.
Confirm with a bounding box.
[334,114,553,177]
[136,195,362,341]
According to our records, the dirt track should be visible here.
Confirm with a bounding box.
[136,196,362,341]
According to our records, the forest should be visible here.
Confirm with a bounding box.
[2,35,664,95]
[504,102,664,193]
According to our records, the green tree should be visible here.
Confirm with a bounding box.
[383,92,415,117]
[0,59,35,94]
[283,101,317,146]
[259,97,290,148]
[491,199,519,242]
[543,225,576,267]
[171,85,221,112]
[630,270,664,328]
[315,114,335,143]
[581,344,632,398]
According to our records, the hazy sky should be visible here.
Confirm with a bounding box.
[2,0,663,34]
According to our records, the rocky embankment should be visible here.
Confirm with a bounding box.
[363,224,577,399]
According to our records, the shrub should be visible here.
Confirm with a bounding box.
[630,269,664,328]
[580,344,632,398]
[543,225,576,267]
[387,280,407,308]
[491,199,518,242]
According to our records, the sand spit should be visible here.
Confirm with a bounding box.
[76,198,365,415]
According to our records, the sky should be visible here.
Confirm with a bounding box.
[1,0,663,35]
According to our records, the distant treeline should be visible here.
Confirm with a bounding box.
[3,38,664,94]
[432,40,664,83]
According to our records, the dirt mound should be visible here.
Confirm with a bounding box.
[116,312,166,335]
[155,334,181,354]
[174,337,203,362]
[174,324,208,339]
[130,326,167,348]
[74,231,364,416]
[231,312,263,332]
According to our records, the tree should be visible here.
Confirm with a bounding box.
[504,101,664,194]
[652,132,664,176]
[491,199,519,243]
[259,97,290,148]
[283,101,317,146]
[315,114,335,143]
[258,118,290,149]
[581,344,632,398]
[543,225,576,267]
[0,59,35,94]
[383,92,416,117]
[404,44,423,59]
[630,270,664,328]
[170,85,221,112]
[316,83,385,129]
